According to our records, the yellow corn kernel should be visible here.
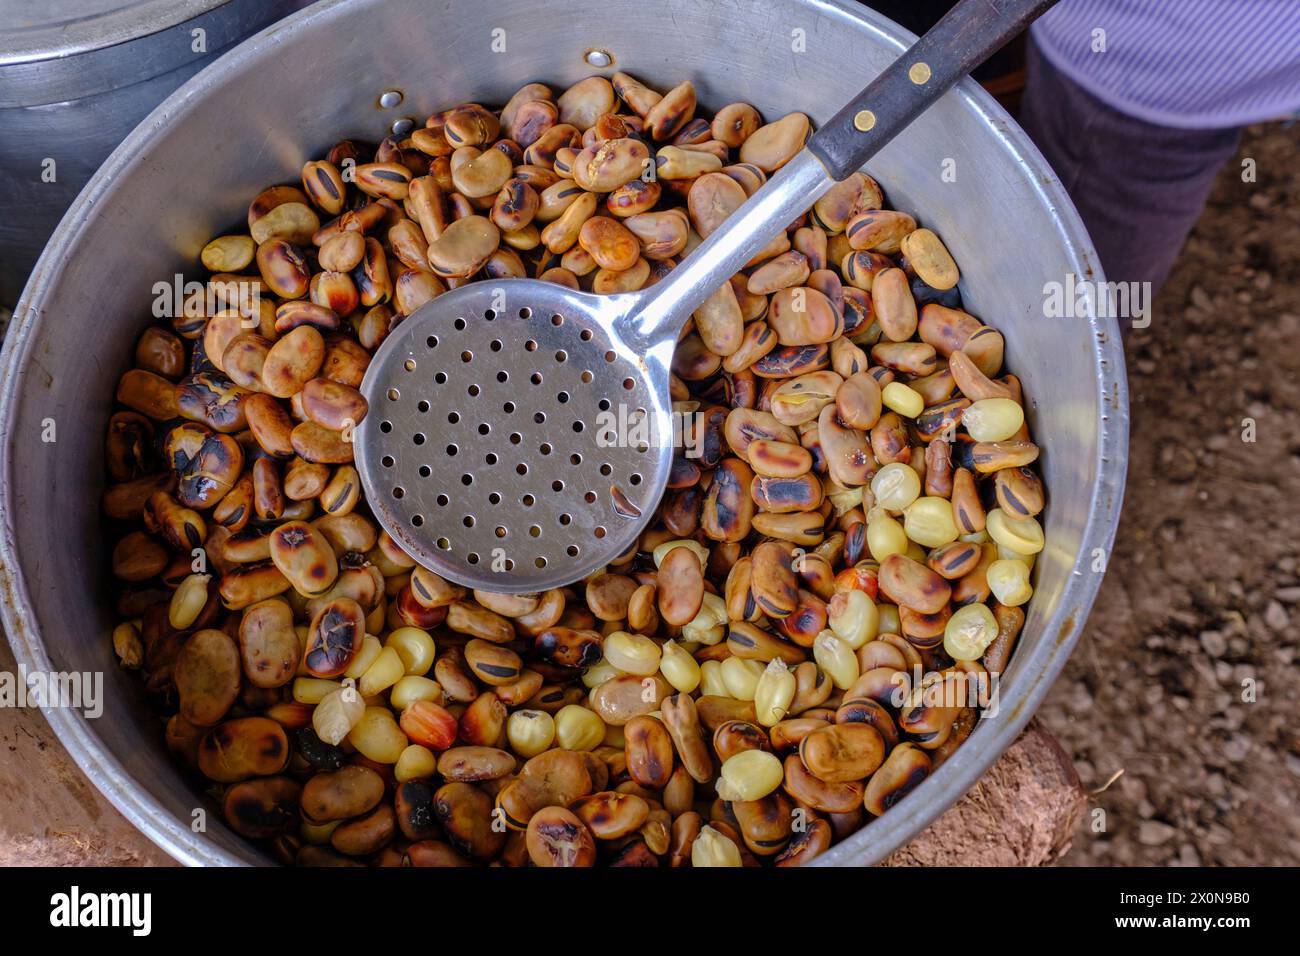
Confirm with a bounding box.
[692,824,743,867]
[829,589,878,649]
[877,603,902,635]
[554,703,605,751]
[986,559,1033,606]
[300,819,341,845]
[601,721,626,749]
[292,676,340,705]
[944,603,998,661]
[603,631,662,676]
[507,709,556,757]
[881,381,924,418]
[870,462,921,512]
[347,706,407,763]
[720,656,765,701]
[962,398,1024,442]
[754,658,797,726]
[813,629,860,689]
[394,744,437,782]
[997,543,1035,570]
[652,538,710,569]
[682,592,728,645]
[903,496,959,548]
[168,573,211,629]
[985,508,1044,555]
[112,622,143,668]
[386,626,436,676]
[699,659,730,697]
[718,750,784,801]
[344,634,383,680]
[390,675,443,711]
[867,512,909,561]
[659,639,702,693]
[582,657,622,689]
[358,645,405,697]
[312,679,364,745]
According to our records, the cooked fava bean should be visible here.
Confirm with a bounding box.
[526,806,596,867]
[438,746,516,782]
[570,791,649,839]
[175,629,241,726]
[624,715,674,788]
[799,722,885,783]
[464,638,523,686]
[435,782,509,861]
[198,716,288,783]
[591,673,671,726]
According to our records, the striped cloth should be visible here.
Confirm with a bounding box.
[1031,0,1300,129]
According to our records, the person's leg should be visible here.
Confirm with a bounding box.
[1018,38,1242,296]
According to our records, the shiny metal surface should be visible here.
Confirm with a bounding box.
[359,153,833,591]
[0,0,308,306]
[0,0,1127,866]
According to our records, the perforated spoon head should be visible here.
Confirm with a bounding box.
[355,279,673,593]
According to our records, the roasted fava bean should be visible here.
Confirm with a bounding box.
[526,806,596,867]
[198,716,289,783]
[239,598,299,688]
[798,722,884,783]
[175,629,241,726]
[624,715,674,788]
[269,520,338,597]
[464,638,523,686]
[570,791,650,839]
[879,554,951,614]
[303,597,364,677]
[591,674,671,726]
[864,742,931,815]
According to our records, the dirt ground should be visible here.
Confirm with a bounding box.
[1039,122,1300,866]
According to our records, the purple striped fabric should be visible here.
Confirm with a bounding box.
[1031,0,1300,129]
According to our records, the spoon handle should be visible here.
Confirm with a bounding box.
[628,0,1057,347]
[809,0,1057,181]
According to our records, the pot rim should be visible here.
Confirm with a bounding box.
[0,0,1128,867]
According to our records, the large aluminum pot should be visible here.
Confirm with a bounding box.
[0,0,1128,865]
[0,0,311,306]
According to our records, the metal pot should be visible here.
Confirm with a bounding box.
[0,0,1128,865]
[0,0,311,306]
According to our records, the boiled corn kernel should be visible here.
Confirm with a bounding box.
[554,703,605,751]
[390,675,442,710]
[881,381,924,418]
[720,656,765,700]
[718,749,784,801]
[582,657,622,689]
[312,680,364,745]
[603,630,662,675]
[871,461,921,512]
[985,508,1044,555]
[754,657,797,726]
[347,706,407,763]
[944,602,998,661]
[877,603,902,635]
[507,709,556,757]
[394,744,436,781]
[659,639,702,693]
[903,496,959,548]
[682,592,727,645]
[692,824,743,867]
[962,398,1024,442]
[699,659,730,697]
[386,626,436,676]
[867,511,909,561]
[112,621,143,668]
[829,589,878,648]
[652,538,710,568]
[602,722,626,749]
[344,634,383,680]
[997,542,1036,569]
[986,559,1033,606]
[813,629,860,689]
[293,676,341,705]
[358,645,405,697]
[168,573,211,629]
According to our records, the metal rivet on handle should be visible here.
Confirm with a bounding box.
[853,109,877,132]
[909,62,932,84]
[378,90,403,108]
[391,117,415,135]
[585,48,614,67]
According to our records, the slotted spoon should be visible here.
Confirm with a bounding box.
[356,0,1055,592]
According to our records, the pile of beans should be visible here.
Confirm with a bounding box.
[104,71,1045,867]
